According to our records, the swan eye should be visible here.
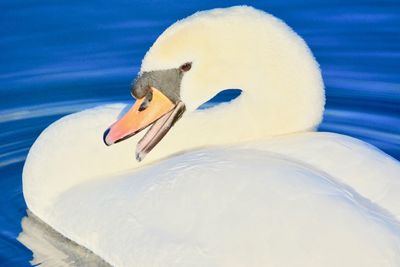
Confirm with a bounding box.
[179,62,192,72]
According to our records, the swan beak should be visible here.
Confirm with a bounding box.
[103,87,175,146]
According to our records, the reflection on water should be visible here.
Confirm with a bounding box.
[18,211,110,267]
[0,0,399,265]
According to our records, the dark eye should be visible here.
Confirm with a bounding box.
[179,62,192,72]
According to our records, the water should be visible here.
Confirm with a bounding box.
[0,0,399,265]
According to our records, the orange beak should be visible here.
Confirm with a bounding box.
[103,87,176,146]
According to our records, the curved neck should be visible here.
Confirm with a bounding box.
[23,7,325,218]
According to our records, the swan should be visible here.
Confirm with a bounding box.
[19,6,400,267]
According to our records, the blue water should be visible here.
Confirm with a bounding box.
[1,0,399,265]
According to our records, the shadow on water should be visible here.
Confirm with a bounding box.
[0,0,399,265]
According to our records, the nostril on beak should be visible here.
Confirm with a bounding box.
[138,101,148,112]
[138,91,153,112]
[103,128,112,146]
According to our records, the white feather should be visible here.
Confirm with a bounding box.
[21,6,400,267]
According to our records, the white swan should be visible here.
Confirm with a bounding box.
[20,6,400,267]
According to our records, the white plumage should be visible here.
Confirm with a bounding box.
[20,6,400,267]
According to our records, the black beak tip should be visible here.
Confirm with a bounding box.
[103,128,111,146]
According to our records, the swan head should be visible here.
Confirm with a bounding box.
[103,6,324,161]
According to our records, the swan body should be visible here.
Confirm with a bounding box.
[20,6,400,267]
